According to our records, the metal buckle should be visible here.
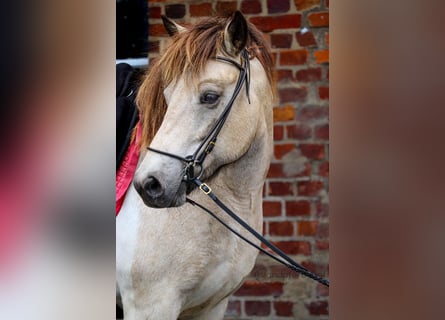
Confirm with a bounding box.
[183,161,203,182]
[205,141,216,154]
[199,183,212,195]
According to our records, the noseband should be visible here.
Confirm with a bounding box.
[147,49,251,182]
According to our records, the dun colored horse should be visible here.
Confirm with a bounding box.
[117,11,274,319]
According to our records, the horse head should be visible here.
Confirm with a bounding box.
[133,12,273,208]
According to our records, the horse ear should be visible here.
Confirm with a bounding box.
[223,11,248,56]
[161,15,186,36]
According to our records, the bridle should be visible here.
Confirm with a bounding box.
[146,49,330,287]
[148,49,251,183]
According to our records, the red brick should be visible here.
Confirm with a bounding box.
[274,144,295,159]
[296,106,329,123]
[241,0,262,14]
[316,282,329,297]
[274,125,284,140]
[297,180,324,196]
[269,221,294,236]
[278,87,307,103]
[274,241,311,255]
[245,301,271,316]
[165,4,186,19]
[286,124,311,140]
[272,52,278,65]
[295,0,320,11]
[273,105,295,121]
[148,41,159,54]
[307,300,328,315]
[270,33,293,49]
[149,24,168,36]
[269,181,294,196]
[315,123,329,140]
[314,49,329,63]
[326,0,329,7]
[302,261,328,275]
[235,281,283,296]
[263,200,282,216]
[299,143,325,160]
[316,240,329,250]
[318,161,329,181]
[296,30,317,47]
[303,162,312,176]
[280,49,307,65]
[225,300,241,317]
[318,161,329,177]
[149,6,161,19]
[190,3,213,17]
[216,1,237,15]
[286,200,311,216]
[267,163,284,177]
[317,222,329,238]
[269,264,300,278]
[274,301,294,316]
[276,69,294,82]
[319,86,329,99]
[267,0,290,13]
[297,220,318,236]
[296,68,322,82]
[315,201,329,217]
[250,14,301,32]
[308,12,329,27]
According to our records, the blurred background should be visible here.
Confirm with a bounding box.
[0,1,115,319]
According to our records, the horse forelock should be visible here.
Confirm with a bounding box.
[136,15,275,150]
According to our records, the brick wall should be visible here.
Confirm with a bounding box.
[147,1,329,319]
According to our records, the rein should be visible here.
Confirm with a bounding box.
[187,179,330,287]
[147,49,330,287]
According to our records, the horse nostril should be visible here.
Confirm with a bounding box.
[143,176,164,198]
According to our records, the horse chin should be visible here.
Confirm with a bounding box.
[169,182,187,207]
[186,181,198,194]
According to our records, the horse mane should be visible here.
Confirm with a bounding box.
[136,14,275,150]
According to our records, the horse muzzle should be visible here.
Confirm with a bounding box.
[134,174,187,208]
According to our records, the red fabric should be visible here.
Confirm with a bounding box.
[116,122,141,216]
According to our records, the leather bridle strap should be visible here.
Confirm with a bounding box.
[147,49,251,181]
[191,52,249,166]
[187,178,330,287]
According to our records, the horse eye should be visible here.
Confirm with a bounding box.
[200,92,220,105]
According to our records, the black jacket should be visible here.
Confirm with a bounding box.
[116,63,140,169]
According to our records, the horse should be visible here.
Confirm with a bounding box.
[116,11,274,320]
